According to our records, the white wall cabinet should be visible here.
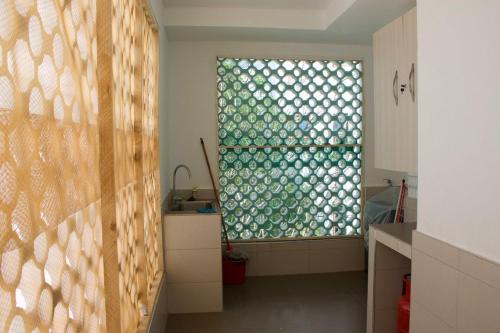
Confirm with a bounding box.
[374,7,417,173]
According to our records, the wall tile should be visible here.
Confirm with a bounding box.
[411,249,458,328]
[457,274,500,333]
[231,243,272,253]
[410,231,500,333]
[308,238,364,250]
[166,249,221,283]
[241,251,258,276]
[255,251,276,276]
[413,231,459,268]
[410,301,455,333]
[365,186,389,200]
[271,241,308,251]
[308,247,364,274]
[232,238,364,276]
[406,197,418,210]
[459,250,500,290]
[270,250,309,276]
[165,215,221,250]
[405,206,418,223]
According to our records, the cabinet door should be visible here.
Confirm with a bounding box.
[373,17,403,171]
[401,7,417,173]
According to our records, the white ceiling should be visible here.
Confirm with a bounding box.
[164,0,416,44]
[165,0,332,9]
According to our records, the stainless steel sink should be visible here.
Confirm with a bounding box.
[180,200,213,211]
[169,200,215,213]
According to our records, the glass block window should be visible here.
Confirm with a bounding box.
[217,57,363,240]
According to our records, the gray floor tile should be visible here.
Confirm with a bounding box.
[166,271,367,333]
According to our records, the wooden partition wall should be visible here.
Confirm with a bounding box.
[0,0,163,332]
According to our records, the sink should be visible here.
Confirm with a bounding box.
[180,200,213,211]
[169,200,215,213]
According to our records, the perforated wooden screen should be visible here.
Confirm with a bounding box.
[0,0,106,332]
[111,0,148,330]
[0,0,162,332]
[141,10,163,307]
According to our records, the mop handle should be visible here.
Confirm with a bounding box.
[394,179,407,223]
[200,138,231,250]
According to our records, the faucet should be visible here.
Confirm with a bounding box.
[173,164,192,205]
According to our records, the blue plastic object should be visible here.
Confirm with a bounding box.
[197,207,216,214]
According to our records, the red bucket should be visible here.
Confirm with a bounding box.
[222,257,246,285]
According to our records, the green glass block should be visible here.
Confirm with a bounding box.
[219,146,363,240]
[217,58,363,147]
[217,57,364,241]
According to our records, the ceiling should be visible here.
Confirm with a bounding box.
[165,0,332,9]
[164,0,416,44]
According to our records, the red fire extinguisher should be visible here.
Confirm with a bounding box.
[396,274,411,333]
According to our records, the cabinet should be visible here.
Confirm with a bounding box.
[374,8,417,173]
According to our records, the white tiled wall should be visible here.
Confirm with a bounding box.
[231,238,365,276]
[410,231,500,333]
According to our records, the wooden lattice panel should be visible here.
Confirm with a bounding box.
[141,13,158,175]
[142,171,161,304]
[0,202,106,333]
[112,0,137,190]
[0,0,105,332]
[111,0,145,331]
[115,183,141,331]
[141,11,162,305]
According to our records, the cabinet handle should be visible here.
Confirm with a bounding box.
[409,63,415,102]
[393,70,399,106]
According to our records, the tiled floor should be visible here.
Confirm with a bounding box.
[166,271,367,333]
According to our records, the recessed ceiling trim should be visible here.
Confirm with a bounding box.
[164,0,332,10]
[324,0,357,28]
[165,6,325,30]
[164,0,358,30]
[163,0,416,44]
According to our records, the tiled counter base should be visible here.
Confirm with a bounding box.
[164,214,223,313]
[367,223,415,333]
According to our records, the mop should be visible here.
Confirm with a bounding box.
[200,138,247,262]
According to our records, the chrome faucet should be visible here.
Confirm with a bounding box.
[173,164,192,205]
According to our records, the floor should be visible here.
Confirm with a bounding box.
[165,271,367,333]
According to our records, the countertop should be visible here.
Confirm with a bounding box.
[165,211,221,216]
[370,222,416,258]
